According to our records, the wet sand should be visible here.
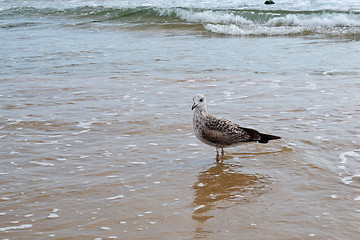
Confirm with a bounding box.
[1,68,360,239]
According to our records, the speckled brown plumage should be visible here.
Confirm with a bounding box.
[192,94,281,162]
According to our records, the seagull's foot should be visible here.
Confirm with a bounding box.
[216,148,229,163]
[216,155,233,163]
[215,154,225,164]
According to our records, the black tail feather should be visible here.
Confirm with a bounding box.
[258,133,281,143]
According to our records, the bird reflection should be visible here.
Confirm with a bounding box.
[192,162,270,223]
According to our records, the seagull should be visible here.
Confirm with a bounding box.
[191,94,281,162]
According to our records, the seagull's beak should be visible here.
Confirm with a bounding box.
[191,103,197,111]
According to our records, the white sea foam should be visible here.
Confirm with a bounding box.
[205,17,360,36]
[189,143,199,147]
[0,224,33,232]
[30,161,55,167]
[205,23,304,36]
[72,129,90,135]
[174,9,360,29]
[339,150,360,166]
[47,213,59,219]
[267,14,360,28]
[126,144,137,148]
[193,205,205,211]
[106,195,124,200]
[338,150,360,185]
[341,174,360,185]
[131,162,146,165]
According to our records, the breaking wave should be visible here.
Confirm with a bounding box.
[1,6,360,36]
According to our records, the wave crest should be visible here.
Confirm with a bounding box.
[201,11,360,36]
[163,8,253,25]
[267,13,360,27]
[2,6,360,37]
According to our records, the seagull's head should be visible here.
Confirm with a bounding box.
[192,94,206,111]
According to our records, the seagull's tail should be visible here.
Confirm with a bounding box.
[258,133,281,143]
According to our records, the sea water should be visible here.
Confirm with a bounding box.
[1,0,360,239]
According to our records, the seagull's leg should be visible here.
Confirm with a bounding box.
[221,148,224,156]
[216,148,220,163]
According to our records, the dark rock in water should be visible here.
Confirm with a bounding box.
[264,0,275,4]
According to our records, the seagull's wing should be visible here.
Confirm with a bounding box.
[202,116,261,146]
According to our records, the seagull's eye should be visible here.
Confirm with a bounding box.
[199,98,203,102]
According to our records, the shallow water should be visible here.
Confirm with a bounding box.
[1,0,360,239]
